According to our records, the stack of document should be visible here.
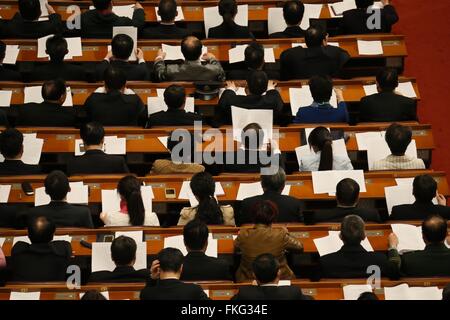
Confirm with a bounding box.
[113,27,137,61]
[161,44,208,61]
[357,40,384,55]
[147,96,195,115]
[236,182,291,200]
[92,241,147,272]
[101,186,154,213]
[228,45,275,64]
[0,90,12,107]
[342,284,373,300]
[164,234,218,257]
[295,138,349,167]
[178,181,225,206]
[384,283,442,300]
[390,224,426,254]
[34,182,89,206]
[24,86,73,107]
[204,5,248,37]
[0,185,11,203]
[75,136,126,156]
[289,86,338,116]
[155,6,184,21]
[3,45,20,65]
[37,35,82,60]
[313,231,373,256]
[231,106,273,143]
[363,82,417,98]
[89,5,134,19]
[311,170,366,196]
[0,133,44,165]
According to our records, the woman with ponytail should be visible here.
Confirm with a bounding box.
[100,176,160,226]
[178,172,235,226]
[299,126,353,171]
[208,0,253,39]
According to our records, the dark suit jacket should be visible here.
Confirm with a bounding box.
[0,109,8,126]
[227,66,280,81]
[140,278,209,300]
[293,102,349,124]
[0,160,41,176]
[180,251,232,281]
[341,5,399,34]
[95,60,149,81]
[10,241,72,282]
[280,46,350,80]
[84,91,147,126]
[400,243,450,277]
[390,201,450,220]
[0,204,29,228]
[66,150,129,175]
[359,92,417,122]
[208,21,253,39]
[141,24,190,39]
[0,65,21,81]
[28,62,86,81]
[315,206,381,223]
[220,151,286,174]
[269,26,306,38]
[89,266,150,283]
[10,102,78,127]
[239,191,304,225]
[232,285,310,300]
[147,109,202,127]
[4,13,63,38]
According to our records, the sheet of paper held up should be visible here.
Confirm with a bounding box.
[384,284,443,300]
[289,86,338,115]
[90,4,134,19]
[390,224,426,254]
[92,242,147,272]
[74,136,126,156]
[357,40,384,55]
[328,0,356,17]
[204,5,248,37]
[113,26,138,61]
[155,6,184,21]
[34,182,89,206]
[147,96,195,115]
[231,106,273,143]
[363,82,417,98]
[0,90,12,107]
[311,170,366,195]
[161,44,208,61]
[0,185,11,203]
[0,133,44,165]
[295,138,350,166]
[37,35,82,60]
[10,291,41,300]
[101,186,154,213]
[164,234,218,258]
[343,284,373,300]
[178,181,225,206]
[3,45,20,65]
[313,231,373,256]
[236,182,291,201]
[228,45,276,64]
[24,86,73,107]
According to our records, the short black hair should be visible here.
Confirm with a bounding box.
[252,253,279,284]
[261,168,286,193]
[183,219,209,251]
[158,0,178,22]
[385,123,412,155]
[443,283,450,300]
[377,68,399,92]
[104,66,126,91]
[111,236,137,266]
[356,0,375,8]
[358,292,379,300]
[0,128,23,159]
[93,0,111,11]
[19,0,41,21]
[111,34,134,60]
[158,248,184,273]
[0,41,5,61]
[164,85,186,110]
[283,1,305,26]
[340,215,365,245]
[413,175,437,203]
[80,122,105,146]
[42,79,66,101]
[28,216,55,244]
[309,75,333,102]
[305,25,327,48]
[253,200,278,225]
[244,42,264,70]
[247,70,268,95]
[44,170,70,201]
[336,178,360,206]
[46,35,68,62]
[422,215,447,243]
[81,290,107,300]
[242,122,264,150]
[181,36,202,61]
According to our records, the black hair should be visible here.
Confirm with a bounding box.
[242,123,264,150]
[81,290,107,300]
[308,126,333,171]
[44,170,70,201]
[183,219,209,251]
[111,34,134,60]
[19,0,41,21]
[247,70,268,96]
[253,200,278,225]
[0,128,23,159]
[358,292,379,300]
[305,25,327,48]
[283,0,305,26]
[443,284,450,300]
[80,122,105,146]
[252,253,280,284]
[45,35,68,63]
[340,215,365,245]
[376,68,399,92]
[117,176,145,226]
[385,123,412,156]
[413,175,438,203]
[104,66,126,91]
[181,36,202,61]
[190,172,224,225]
[309,75,333,102]
[28,216,55,244]
[111,236,137,266]
[356,0,375,9]
[42,79,66,101]
[0,41,5,61]
[158,0,178,22]
[164,85,186,109]
[336,178,360,206]
[93,0,111,11]
[422,215,447,243]
[218,0,238,27]
[260,168,286,193]
[158,247,184,273]
[244,42,264,70]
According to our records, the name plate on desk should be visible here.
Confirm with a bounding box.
[263,44,279,49]
[412,130,427,136]
[210,290,235,298]
[366,230,383,237]
[0,5,11,9]
[286,181,303,187]
[302,288,317,296]
[248,5,264,10]
[55,134,75,141]
[145,234,161,241]
[206,46,218,51]
[55,292,77,300]
[290,232,309,238]
[86,183,100,189]
[142,46,160,52]
[19,45,36,51]
[143,182,165,188]
[71,89,88,94]
[212,233,234,240]
[220,182,234,189]
[71,235,88,241]
[132,89,151,94]
[184,6,201,12]
[382,40,400,46]
[82,46,100,52]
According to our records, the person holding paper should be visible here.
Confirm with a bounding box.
[0,41,21,81]
[100,175,159,226]
[269,1,306,39]
[372,123,425,170]
[359,68,417,122]
[153,35,226,82]
[0,128,42,175]
[178,172,235,226]
[10,216,72,282]
[235,200,303,282]
[208,0,253,39]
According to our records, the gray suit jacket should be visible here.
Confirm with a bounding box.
[154,59,225,82]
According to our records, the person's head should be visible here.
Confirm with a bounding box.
[385,123,412,156]
[181,36,203,61]
[28,216,55,244]
[45,35,68,63]
[42,79,67,104]
[376,68,399,92]
[158,248,184,276]
[80,122,105,147]
[164,85,186,110]
[80,290,107,300]
[443,284,450,300]
[308,126,333,171]
[356,0,375,9]
[158,0,178,23]
[358,292,379,300]
[261,167,286,193]
[305,25,327,48]
[336,178,360,207]
[244,42,265,70]
[183,219,209,252]
[283,0,305,26]
[412,175,438,203]
[117,176,145,226]
[19,0,41,21]
[247,70,268,96]
[309,75,333,103]
[340,215,366,245]
[111,236,137,267]
[421,215,447,244]
[0,128,24,160]
[111,34,134,60]
[252,253,280,285]
[44,170,70,201]
[218,0,238,26]
[253,200,278,225]
[190,172,223,225]
[93,0,112,11]
[103,66,126,91]
[0,41,6,63]
[241,123,264,150]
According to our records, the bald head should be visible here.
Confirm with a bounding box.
[181,36,202,61]
[422,215,447,244]
[28,216,55,244]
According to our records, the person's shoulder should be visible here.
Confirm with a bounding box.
[11,241,30,254]
[180,207,196,218]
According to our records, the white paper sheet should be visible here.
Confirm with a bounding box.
[385,284,442,300]
[161,43,208,61]
[80,291,109,300]
[10,291,41,300]
[115,231,144,243]
[37,35,82,60]
[391,224,426,254]
[301,4,323,29]
[164,234,218,257]
[75,136,126,156]
[21,134,44,165]
[0,237,5,247]
[0,90,12,107]
[278,280,291,286]
[24,85,73,106]
[157,136,169,149]
[312,170,366,195]
[343,284,373,300]
[34,182,88,206]
[178,181,225,206]
[328,0,357,17]
[289,86,338,115]
[102,186,153,213]
[155,6,184,21]
[147,96,195,115]
[0,185,11,203]
[39,0,49,17]
[313,231,373,256]
[3,45,20,65]
[384,185,414,215]
[204,5,248,37]
[357,40,384,55]
[397,82,417,98]
[113,26,137,61]
[366,138,418,170]
[236,182,290,201]
[228,45,275,64]
[363,84,378,96]
[91,241,147,272]
[355,131,383,150]
[267,8,286,35]
[112,5,134,19]
[231,106,273,143]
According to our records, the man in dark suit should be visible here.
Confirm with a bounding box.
[390,175,450,220]
[315,178,381,223]
[0,128,41,175]
[141,0,190,39]
[269,1,306,38]
[147,84,202,127]
[67,122,130,175]
[79,0,145,38]
[0,41,21,81]
[239,168,304,225]
[280,25,350,80]
[341,0,399,35]
[180,220,232,281]
[390,215,450,276]
[208,0,253,39]
[320,215,400,278]
[89,236,150,282]
[95,34,149,81]
[359,68,417,122]
[140,248,209,300]
[17,170,94,228]
[10,216,72,282]
[232,253,311,300]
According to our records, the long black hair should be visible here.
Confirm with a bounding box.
[308,127,333,171]
[117,175,145,226]
[190,172,224,225]
[218,0,238,28]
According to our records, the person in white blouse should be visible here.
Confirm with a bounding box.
[299,126,353,171]
[100,176,160,226]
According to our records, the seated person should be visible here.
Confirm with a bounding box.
[320,215,400,278]
[147,84,202,127]
[89,236,150,282]
[341,0,399,34]
[390,215,450,276]
[359,68,417,122]
[67,122,130,175]
[232,253,311,300]
[298,127,353,171]
[239,168,304,225]
[293,76,349,124]
[29,35,86,81]
[154,35,226,82]
[178,172,235,226]
[269,1,306,38]
[79,0,145,38]
[95,34,149,81]
[17,171,93,228]
[315,178,381,223]
[10,216,72,282]
[142,0,190,39]
[280,25,350,80]
[372,123,425,170]
[0,41,21,80]
[4,0,62,38]
[180,220,232,281]
[208,0,253,39]
[390,175,450,220]
[0,128,41,175]
[140,248,209,300]
[80,290,107,300]
[84,66,147,126]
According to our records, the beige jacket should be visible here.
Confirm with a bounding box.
[150,159,205,174]
[177,205,235,226]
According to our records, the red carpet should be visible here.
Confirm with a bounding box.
[392,0,450,175]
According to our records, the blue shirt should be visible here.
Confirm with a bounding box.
[293,101,349,124]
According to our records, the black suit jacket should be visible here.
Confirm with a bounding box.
[390,201,450,220]
[147,109,203,127]
[0,65,21,81]
[341,5,399,34]
[10,241,72,282]
[67,150,129,176]
[141,24,190,39]
[180,251,232,281]
[10,102,78,127]
[400,243,450,277]
[4,13,63,38]
[359,92,417,122]
[140,278,209,300]
[0,109,8,126]
[95,60,149,81]
[227,66,280,81]
[315,206,381,223]
[219,151,286,175]
[208,21,253,39]
[269,26,306,38]
[232,285,310,300]
[280,46,350,80]
[89,266,151,283]
[28,62,86,81]
[0,160,41,176]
